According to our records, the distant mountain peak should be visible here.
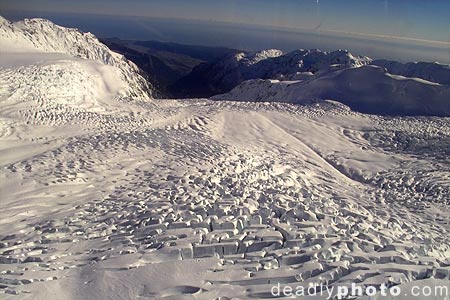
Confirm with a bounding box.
[236,49,284,66]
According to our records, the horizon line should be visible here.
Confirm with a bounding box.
[2,9,450,47]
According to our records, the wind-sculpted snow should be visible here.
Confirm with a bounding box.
[0,16,156,100]
[1,96,450,299]
[213,65,450,116]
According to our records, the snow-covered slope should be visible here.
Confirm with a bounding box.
[1,95,450,299]
[213,61,450,117]
[373,59,450,86]
[0,16,156,102]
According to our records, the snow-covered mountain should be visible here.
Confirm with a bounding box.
[0,16,157,106]
[174,48,372,97]
[209,49,450,116]
[213,65,450,116]
[172,44,450,116]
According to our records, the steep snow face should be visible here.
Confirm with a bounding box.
[0,17,156,101]
[213,65,450,116]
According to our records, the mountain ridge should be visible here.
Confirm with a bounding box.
[173,48,373,97]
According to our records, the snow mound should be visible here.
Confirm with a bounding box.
[1,59,129,114]
[0,16,155,101]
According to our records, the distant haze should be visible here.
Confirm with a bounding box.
[1,0,449,63]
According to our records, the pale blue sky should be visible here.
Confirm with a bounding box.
[2,0,450,63]
[1,0,449,42]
